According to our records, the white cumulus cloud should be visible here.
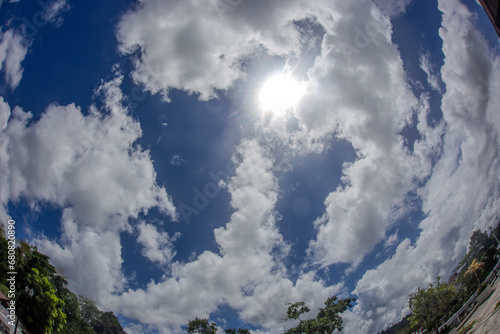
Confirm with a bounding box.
[116,0,312,101]
[301,0,437,268]
[137,222,180,266]
[0,73,178,298]
[107,139,341,333]
[342,0,500,331]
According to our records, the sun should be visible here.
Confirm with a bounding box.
[259,73,305,113]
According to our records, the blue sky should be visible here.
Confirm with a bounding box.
[1,0,500,333]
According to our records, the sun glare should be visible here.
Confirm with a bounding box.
[259,73,305,113]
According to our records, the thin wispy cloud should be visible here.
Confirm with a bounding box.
[0,28,29,90]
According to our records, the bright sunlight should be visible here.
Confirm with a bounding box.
[259,73,305,113]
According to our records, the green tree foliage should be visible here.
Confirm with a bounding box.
[225,328,250,334]
[78,296,127,334]
[185,318,250,334]
[79,296,102,328]
[377,314,411,334]
[0,232,126,334]
[454,229,498,294]
[186,318,218,334]
[185,296,354,334]
[286,301,310,321]
[93,311,127,334]
[24,267,67,333]
[62,292,97,334]
[11,241,68,334]
[465,259,485,287]
[408,277,458,333]
[383,225,500,333]
[284,296,355,334]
